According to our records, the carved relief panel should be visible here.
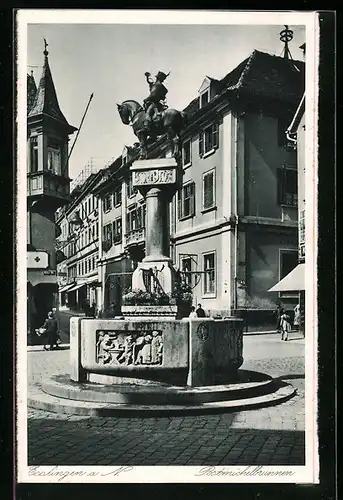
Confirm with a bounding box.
[96,330,163,366]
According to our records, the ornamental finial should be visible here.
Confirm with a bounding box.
[43,38,49,57]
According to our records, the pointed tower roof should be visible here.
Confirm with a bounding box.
[27,71,37,113]
[28,40,77,134]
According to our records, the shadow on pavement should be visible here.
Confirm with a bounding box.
[27,416,305,467]
[273,374,305,381]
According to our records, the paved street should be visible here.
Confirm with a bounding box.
[27,333,305,466]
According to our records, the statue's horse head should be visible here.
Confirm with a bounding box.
[117,100,143,125]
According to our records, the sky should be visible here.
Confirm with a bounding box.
[27,22,306,180]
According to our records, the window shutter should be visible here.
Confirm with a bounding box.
[199,132,204,157]
[190,182,195,216]
[212,122,219,149]
[204,172,214,209]
[178,190,182,219]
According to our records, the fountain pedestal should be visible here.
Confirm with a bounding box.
[130,158,178,296]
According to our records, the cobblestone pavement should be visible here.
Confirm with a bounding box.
[26,333,305,466]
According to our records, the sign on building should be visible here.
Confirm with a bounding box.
[27,251,49,269]
[299,209,305,261]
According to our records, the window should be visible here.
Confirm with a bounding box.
[277,166,297,207]
[47,138,62,175]
[88,198,91,214]
[203,252,216,295]
[103,194,112,213]
[182,139,191,167]
[202,169,215,210]
[30,137,38,173]
[279,250,298,298]
[200,90,209,108]
[299,209,305,260]
[178,182,195,219]
[199,123,219,157]
[180,256,196,287]
[127,204,146,232]
[113,186,122,207]
[88,227,92,243]
[127,174,136,198]
[103,223,113,246]
[113,217,122,244]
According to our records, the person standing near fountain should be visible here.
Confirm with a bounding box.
[196,304,206,318]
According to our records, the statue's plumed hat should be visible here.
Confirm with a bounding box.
[155,71,170,81]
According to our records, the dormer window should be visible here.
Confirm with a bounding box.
[198,77,212,109]
[200,91,209,108]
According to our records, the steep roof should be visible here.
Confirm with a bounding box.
[183,49,305,117]
[28,48,77,133]
[27,72,37,113]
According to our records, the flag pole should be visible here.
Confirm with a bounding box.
[68,93,94,162]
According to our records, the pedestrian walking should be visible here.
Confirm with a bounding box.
[41,312,59,350]
[275,303,285,333]
[293,303,300,330]
[280,311,291,341]
[196,303,206,318]
[189,306,197,318]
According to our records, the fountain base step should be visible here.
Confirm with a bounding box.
[28,370,297,416]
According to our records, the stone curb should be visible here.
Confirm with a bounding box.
[28,383,296,417]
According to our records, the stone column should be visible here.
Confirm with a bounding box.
[130,158,179,295]
[144,187,169,261]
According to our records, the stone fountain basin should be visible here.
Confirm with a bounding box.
[71,317,244,387]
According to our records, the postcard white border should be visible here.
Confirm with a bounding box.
[16,9,320,484]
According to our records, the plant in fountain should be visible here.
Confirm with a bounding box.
[122,281,193,308]
[122,288,170,306]
[170,280,193,306]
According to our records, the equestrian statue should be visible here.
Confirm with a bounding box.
[117,70,187,161]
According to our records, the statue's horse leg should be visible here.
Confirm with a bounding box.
[167,128,181,162]
[137,130,148,159]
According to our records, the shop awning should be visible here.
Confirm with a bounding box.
[67,283,85,292]
[268,263,305,292]
[58,283,75,293]
[67,276,99,292]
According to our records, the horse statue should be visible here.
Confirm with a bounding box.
[117,100,187,161]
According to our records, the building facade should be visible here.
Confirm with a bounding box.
[27,44,76,333]
[55,170,101,312]
[91,49,304,316]
[268,43,306,331]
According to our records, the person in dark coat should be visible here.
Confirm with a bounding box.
[196,304,206,318]
[275,303,285,333]
[42,312,59,351]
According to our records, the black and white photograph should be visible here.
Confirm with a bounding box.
[16,10,319,484]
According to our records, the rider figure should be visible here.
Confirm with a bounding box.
[143,71,169,128]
